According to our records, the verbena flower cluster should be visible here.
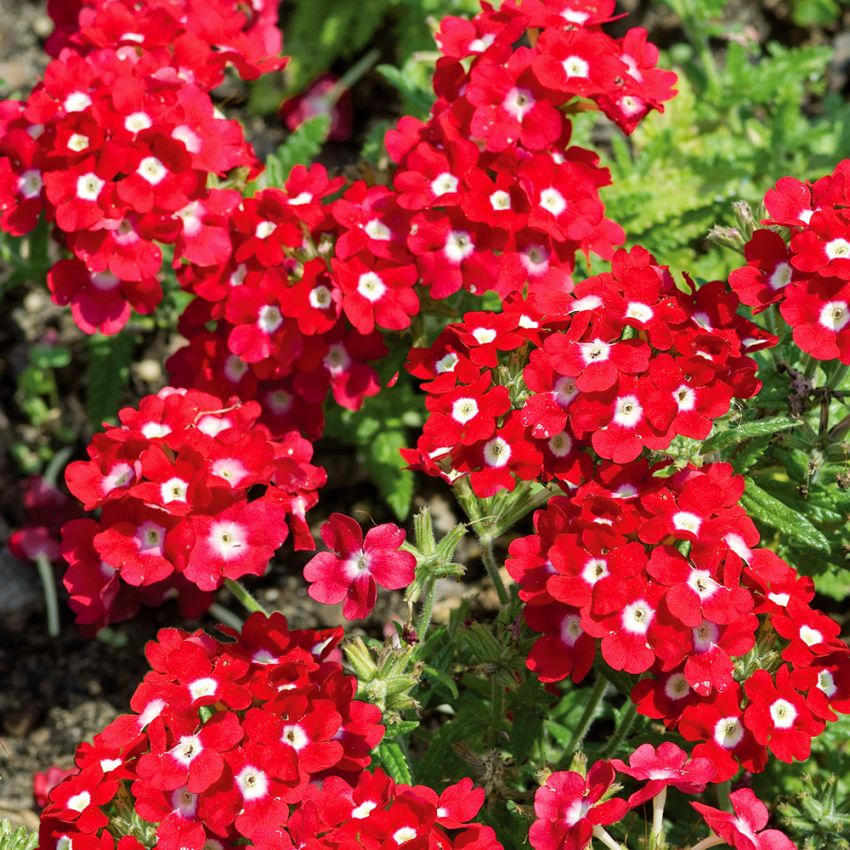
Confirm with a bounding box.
[17,1,849,849]
[61,388,324,633]
[37,612,503,850]
[729,160,850,363]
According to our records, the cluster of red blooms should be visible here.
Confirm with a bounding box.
[729,159,850,363]
[164,0,677,438]
[402,246,768,494]
[529,746,794,850]
[59,387,325,633]
[506,460,850,780]
[38,612,500,850]
[0,0,283,334]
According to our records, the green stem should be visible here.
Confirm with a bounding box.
[650,787,668,850]
[416,576,437,638]
[480,536,510,606]
[803,355,819,381]
[687,836,724,850]
[593,826,628,850]
[326,48,381,105]
[209,602,244,630]
[602,701,637,757]
[35,553,60,638]
[224,578,268,615]
[559,674,608,767]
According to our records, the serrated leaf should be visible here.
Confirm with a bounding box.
[702,416,799,454]
[384,720,420,739]
[366,429,414,520]
[86,331,133,427]
[258,115,330,190]
[376,63,434,118]
[0,820,38,850]
[422,664,459,699]
[742,478,831,553]
[374,740,413,784]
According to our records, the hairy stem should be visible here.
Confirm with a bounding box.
[209,602,244,630]
[224,578,268,615]
[650,786,668,849]
[602,701,637,757]
[480,535,510,605]
[416,576,437,638]
[559,674,608,767]
[35,553,60,638]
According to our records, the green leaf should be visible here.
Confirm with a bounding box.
[422,664,459,699]
[0,820,38,850]
[741,478,831,553]
[376,63,435,118]
[366,430,414,520]
[259,115,330,190]
[374,740,413,784]
[702,415,800,454]
[86,332,133,427]
[384,719,421,739]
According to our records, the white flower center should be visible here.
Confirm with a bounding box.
[503,87,535,120]
[142,421,171,439]
[288,191,312,205]
[137,698,166,728]
[17,169,42,198]
[236,766,269,801]
[309,285,333,309]
[324,343,351,374]
[490,189,512,210]
[160,477,188,504]
[255,220,277,239]
[687,569,717,600]
[768,592,791,607]
[539,187,567,217]
[188,678,218,700]
[266,389,292,413]
[211,458,248,486]
[66,792,91,813]
[352,800,377,819]
[580,340,610,364]
[768,262,792,290]
[392,827,418,844]
[435,352,458,373]
[451,397,479,424]
[713,716,744,749]
[825,238,850,260]
[64,91,92,112]
[365,218,391,240]
[483,436,511,468]
[171,124,202,153]
[674,385,696,412]
[626,302,653,322]
[102,462,135,493]
[554,376,578,407]
[618,95,644,116]
[673,511,702,534]
[562,55,590,78]
[172,735,203,765]
[819,300,850,332]
[581,557,608,585]
[664,673,690,700]
[817,669,837,697]
[137,156,167,186]
[281,724,309,751]
[613,395,643,428]
[67,133,90,152]
[357,271,387,302]
[472,327,497,345]
[799,625,823,647]
[135,521,165,555]
[345,550,371,579]
[430,172,458,197]
[171,787,198,818]
[208,521,247,560]
[124,112,152,133]
[769,698,797,729]
[561,614,583,646]
[76,172,105,201]
[224,356,248,382]
[692,621,719,652]
[622,599,654,635]
[444,230,474,263]
[100,758,122,772]
[258,304,283,334]
[548,431,573,457]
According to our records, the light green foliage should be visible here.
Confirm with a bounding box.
[251,115,331,192]
[86,331,133,427]
[0,821,37,850]
[586,1,850,281]
[284,0,480,90]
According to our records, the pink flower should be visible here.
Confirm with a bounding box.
[611,741,715,807]
[691,788,796,850]
[303,513,416,619]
